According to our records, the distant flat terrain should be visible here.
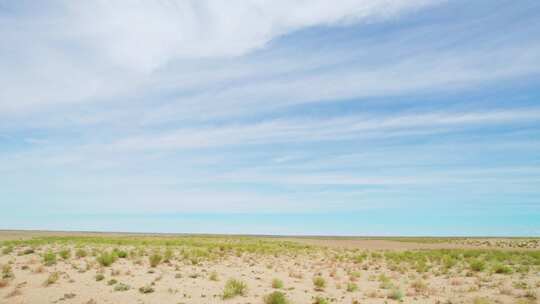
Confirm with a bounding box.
[1,230,539,304]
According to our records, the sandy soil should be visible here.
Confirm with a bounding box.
[0,231,538,304]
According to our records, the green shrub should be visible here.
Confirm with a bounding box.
[114,249,128,259]
[75,248,88,258]
[149,253,162,267]
[388,288,403,300]
[346,282,358,292]
[272,278,284,289]
[114,283,130,292]
[264,291,289,304]
[209,271,219,281]
[97,251,118,267]
[223,279,248,299]
[43,272,60,286]
[313,276,326,291]
[43,252,57,266]
[107,279,117,285]
[139,285,154,294]
[470,260,486,272]
[23,248,35,255]
[164,248,174,262]
[312,296,328,304]
[1,265,14,279]
[492,263,512,274]
[95,274,105,281]
[59,249,71,260]
[1,246,13,255]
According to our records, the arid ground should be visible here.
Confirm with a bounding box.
[0,231,538,304]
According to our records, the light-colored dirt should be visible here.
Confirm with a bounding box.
[0,231,539,304]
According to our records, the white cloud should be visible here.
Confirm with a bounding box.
[0,0,437,114]
[67,0,436,70]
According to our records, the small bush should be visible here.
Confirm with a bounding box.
[312,296,328,304]
[2,246,13,255]
[23,248,35,255]
[149,253,162,268]
[223,279,247,299]
[95,274,105,281]
[114,249,128,259]
[346,282,358,292]
[75,249,88,258]
[114,283,130,292]
[107,279,117,286]
[209,271,219,281]
[43,252,57,266]
[97,252,118,267]
[313,276,326,291]
[272,278,284,289]
[139,285,155,294]
[59,249,71,260]
[2,265,14,279]
[492,264,512,274]
[264,291,289,304]
[164,248,174,262]
[388,288,403,300]
[44,272,60,286]
[470,260,486,272]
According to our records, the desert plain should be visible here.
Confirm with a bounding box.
[0,231,538,304]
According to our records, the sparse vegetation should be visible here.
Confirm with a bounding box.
[313,276,326,291]
[223,279,248,299]
[272,278,284,289]
[43,272,60,286]
[114,283,130,291]
[149,253,162,267]
[97,251,118,267]
[139,285,154,294]
[43,251,57,266]
[264,291,289,304]
[346,282,358,292]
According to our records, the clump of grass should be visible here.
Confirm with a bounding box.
[149,253,162,268]
[75,249,88,258]
[114,249,128,259]
[264,291,289,304]
[388,288,403,301]
[2,246,13,255]
[2,265,14,279]
[43,272,60,287]
[97,251,118,267]
[222,279,247,299]
[209,271,219,281]
[164,248,174,262]
[312,296,329,304]
[492,263,512,274]
[272,278,284,289]
[378,274,393,289]
[22,248,35,255]
[313,276,326,291]
[469,260,486,272]
[139,285,154,294]
[43,251,57,266]
[114,283,130,292]
[346,282,358,292]
[107,279,117,286]
[59,249,71,260]
[411,279,428,293]
[95,274,105,281]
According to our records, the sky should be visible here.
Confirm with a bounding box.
[0,0,539,236]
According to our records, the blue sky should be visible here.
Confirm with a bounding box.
[0,0,539,236]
